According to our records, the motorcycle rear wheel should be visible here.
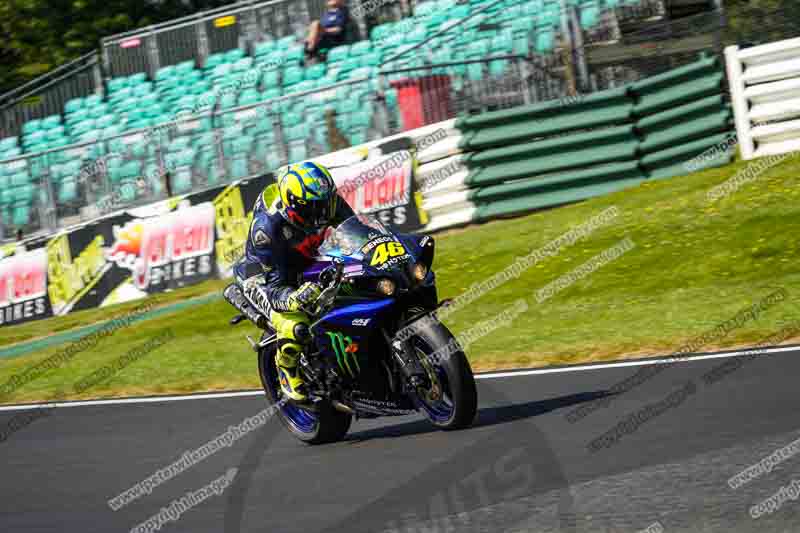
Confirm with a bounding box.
[258,337,352,444]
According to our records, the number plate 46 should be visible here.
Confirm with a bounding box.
[370,241,406,266]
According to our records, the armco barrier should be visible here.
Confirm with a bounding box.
[726,36,800,160]
[418,54,735,232]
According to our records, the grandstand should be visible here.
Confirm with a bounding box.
[0,0,713,240]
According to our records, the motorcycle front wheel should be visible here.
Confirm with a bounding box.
[405,318,478,430]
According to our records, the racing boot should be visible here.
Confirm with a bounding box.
[271,310,311,402]
[275,345,307,402]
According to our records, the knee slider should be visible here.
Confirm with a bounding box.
[293,323,311,343]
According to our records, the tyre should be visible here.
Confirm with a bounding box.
[405,317,478,430]
[257,335,351,444]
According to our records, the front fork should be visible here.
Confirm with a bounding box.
[384,328,428,390]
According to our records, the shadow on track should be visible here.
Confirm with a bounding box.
[345,391,612,443]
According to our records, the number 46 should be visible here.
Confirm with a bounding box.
[370,242,406,266]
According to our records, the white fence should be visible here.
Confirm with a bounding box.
[725,36,800,160]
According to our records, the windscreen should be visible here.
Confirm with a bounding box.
[317,214,393,260]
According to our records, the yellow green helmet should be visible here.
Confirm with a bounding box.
[276,161,338,231]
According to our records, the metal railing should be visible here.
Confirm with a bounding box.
[0,52,103,139]
[577,7,725,93]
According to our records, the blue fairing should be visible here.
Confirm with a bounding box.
[316,298,395,331]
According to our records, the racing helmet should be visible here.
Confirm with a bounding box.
[277,161,338,232]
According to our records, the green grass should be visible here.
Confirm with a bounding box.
[2,152,800,404]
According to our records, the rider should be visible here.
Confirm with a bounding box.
[234,161,354,402]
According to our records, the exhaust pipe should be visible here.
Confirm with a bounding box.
[331,400,356,415]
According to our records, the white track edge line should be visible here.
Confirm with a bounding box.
[0,344,794,412]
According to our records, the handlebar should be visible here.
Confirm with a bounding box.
[305,260,345,317]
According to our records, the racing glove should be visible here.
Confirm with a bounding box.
[286,282,323,313]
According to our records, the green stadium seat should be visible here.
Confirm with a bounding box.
[22,120,43,135]
[288,142,307,162]
[175,60,195,74]
[132,83,154,97]
[128,73,148,86]
[12,205,31,226]
[10,172,30,187]
[239,88,261,106]
[406,27,428,44]
[220,92,238,109]
[305,63,327,80]
[277,35,296,48]
[415,1,439,17]
[224,48,246,63]
[580,3,600,27]
[190,80,211,95]
[46,126,66,141]
[155,65,176,81]
[88,102,111,119]
[254,40,276,57]
[361,50,382,67]
[211,63,233,81]
[535,29,556,52]
[233,57,254,72]
[466,39,490,58]
[41,115,62,130]
[1,147,22,160]
[109,87,134,103]
[13,184,34,203]
[24,130,47,147]
[293,80,318,93]
[177,71,203,88]
[64,98,84,114]
[514,35,531,55]
[203,52,226,71]
[349,41,372,57]
[118,180,139,202]
[282,66,304,88]
[327,45,350,63]
[66,108,91,125]
[370,24,393,42]
[0,137,18,152]
[58,179,78,203]
[170,169,192,193]
[107,77,128,93]
[95,114,116,129]
[284,46,305,64]
[167,136,192,153]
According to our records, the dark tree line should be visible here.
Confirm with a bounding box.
[0,0,239,94]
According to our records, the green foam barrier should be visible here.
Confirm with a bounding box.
[636,94,726,134]
[647,152,734,180]
[469,161,644,203]
[633,72,724,117]
[639,110,732,154]
[640,131,733,170]
[466,139,639,187]
[466,125,636,167]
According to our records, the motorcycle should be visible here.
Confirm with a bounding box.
[223,214,477,444]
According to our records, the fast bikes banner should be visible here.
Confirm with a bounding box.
[0,144,427,327]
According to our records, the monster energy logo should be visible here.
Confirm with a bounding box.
[326,331,360,377]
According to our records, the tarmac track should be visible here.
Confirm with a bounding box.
[1,345,799,533]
